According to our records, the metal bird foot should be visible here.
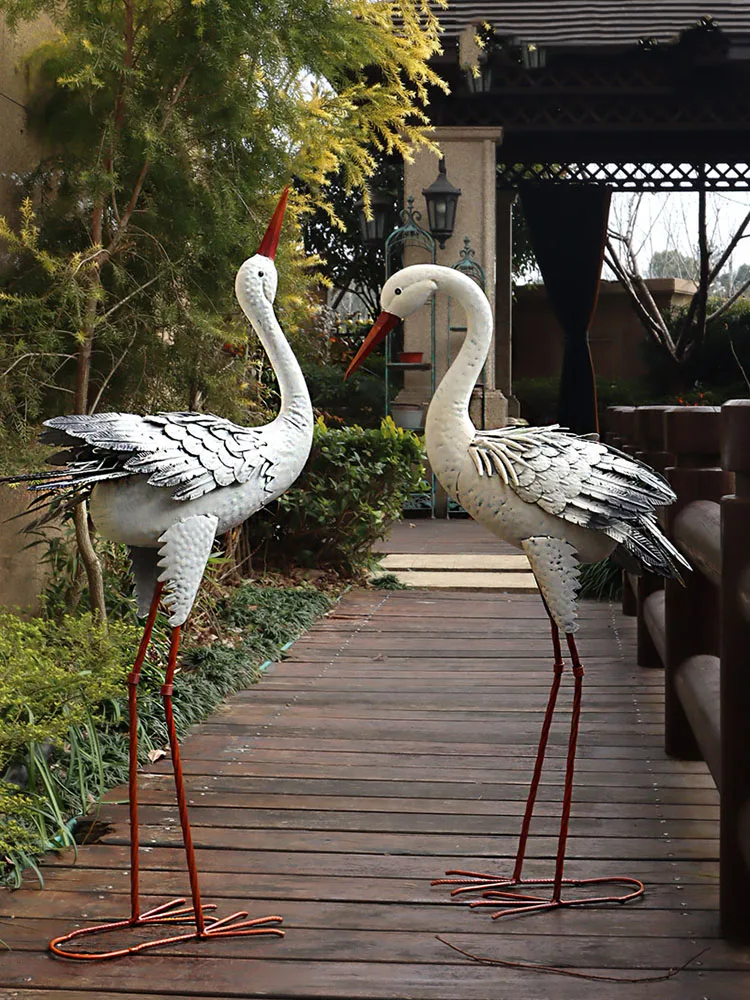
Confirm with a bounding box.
[433,870,645,919]
[49,897,284,960]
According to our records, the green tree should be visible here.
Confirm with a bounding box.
[715,261,750,299]
[648,248,700,279]
[0,0,445,619]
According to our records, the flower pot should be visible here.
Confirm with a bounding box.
[398,351,423,364]
[390,403,425,430]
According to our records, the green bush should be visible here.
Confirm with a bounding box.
[644,297,750,397]
[302,358,390,428]
[514,376,653,432]
[0,584,333,886]
[0,612,140,882]
[0,612,138,771]
[244,417,425,577]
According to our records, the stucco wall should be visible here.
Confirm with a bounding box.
[512,278,696,382]
[0,14,54,221]
[0,484,58,615]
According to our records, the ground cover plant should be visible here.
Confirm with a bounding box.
[0,580,332,887]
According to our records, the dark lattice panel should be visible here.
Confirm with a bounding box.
[497,161,750,191]
[432,1,750,46]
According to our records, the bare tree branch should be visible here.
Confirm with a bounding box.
[708,271,750,321]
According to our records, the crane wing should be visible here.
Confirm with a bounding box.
[469,424,688,577]
[40,411,272,502]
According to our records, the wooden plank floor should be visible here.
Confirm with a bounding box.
[2,586,750,999]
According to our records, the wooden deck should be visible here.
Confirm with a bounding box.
[2,531,750,996]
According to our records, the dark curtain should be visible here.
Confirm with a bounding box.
[519,185,612,434]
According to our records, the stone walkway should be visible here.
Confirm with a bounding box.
[373,517,537,591]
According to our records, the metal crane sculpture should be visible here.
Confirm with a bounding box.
[4,189,314,958]
[345,263,689,922]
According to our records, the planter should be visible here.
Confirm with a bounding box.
[390,402,425,430]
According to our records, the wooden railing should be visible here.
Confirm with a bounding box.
[608,399,750,943]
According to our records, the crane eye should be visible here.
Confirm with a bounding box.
[258,271,265,278]
[394,287,402,295]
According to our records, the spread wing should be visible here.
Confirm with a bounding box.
[39,411,273,502]
[469,423,689,577]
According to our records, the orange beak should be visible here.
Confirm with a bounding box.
[344,311,401,380]
[256,186,290,259]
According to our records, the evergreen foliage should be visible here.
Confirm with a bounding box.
[0,0,446,433]
[244,417,425,576]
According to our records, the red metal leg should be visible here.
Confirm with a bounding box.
[49,597,283,961]
[433,614,564,895]
[129,582,165,921]
[433,622,645,921]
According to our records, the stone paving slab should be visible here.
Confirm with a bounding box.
[378,553,531,570]
[381,569,538,590]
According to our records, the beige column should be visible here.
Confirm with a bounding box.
[399,127,507,430]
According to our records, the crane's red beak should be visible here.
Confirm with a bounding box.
[256,186,290,260]
[344,311,401,380]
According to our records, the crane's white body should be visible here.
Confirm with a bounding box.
[90,255,312,546]
[423,267,609,563]
[24,250,313,625]
[365,265,686,631]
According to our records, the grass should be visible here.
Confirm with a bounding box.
[369,572,409,590]
[0,582,334,888]
[578,557,624,601]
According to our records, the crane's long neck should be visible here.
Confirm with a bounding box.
[251,296,312,434]
[425,268,494,479]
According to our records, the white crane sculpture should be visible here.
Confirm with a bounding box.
[345,263,688,922]
[4,188,314,958]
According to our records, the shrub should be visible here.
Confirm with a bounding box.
[514,376,653,432]
[644,297,750,397]
[0,584,333,886]
[301,358,390,428]
[0,612,138,769]
[244,417,425,577]
[0,612,140,882]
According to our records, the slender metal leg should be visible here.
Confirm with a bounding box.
[49,595,284,960]
[161,626,206,932]
[513,619,564,883]
[433,614,645,921]
[129,582,165,921]
[551,632,584,901]
[433,614,565,894]
[468,630,644,920]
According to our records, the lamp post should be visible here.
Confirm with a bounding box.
[355,188,394,246]
[422,158,461,249]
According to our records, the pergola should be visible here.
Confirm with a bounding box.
[401,1,750,433]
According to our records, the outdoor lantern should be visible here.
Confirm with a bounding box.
[521,42,546,69]
[422,158,461,249]
[465,59,493,93]
[355,188,393,246]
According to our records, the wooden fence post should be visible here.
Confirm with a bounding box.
[607,406,638,615]
[719,399,750,942]
[663,406,730,760]
[606,405,635,450]
[634,406,673,668]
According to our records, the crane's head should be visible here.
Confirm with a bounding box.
[235,186,289,309]
[344,266,438,379]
